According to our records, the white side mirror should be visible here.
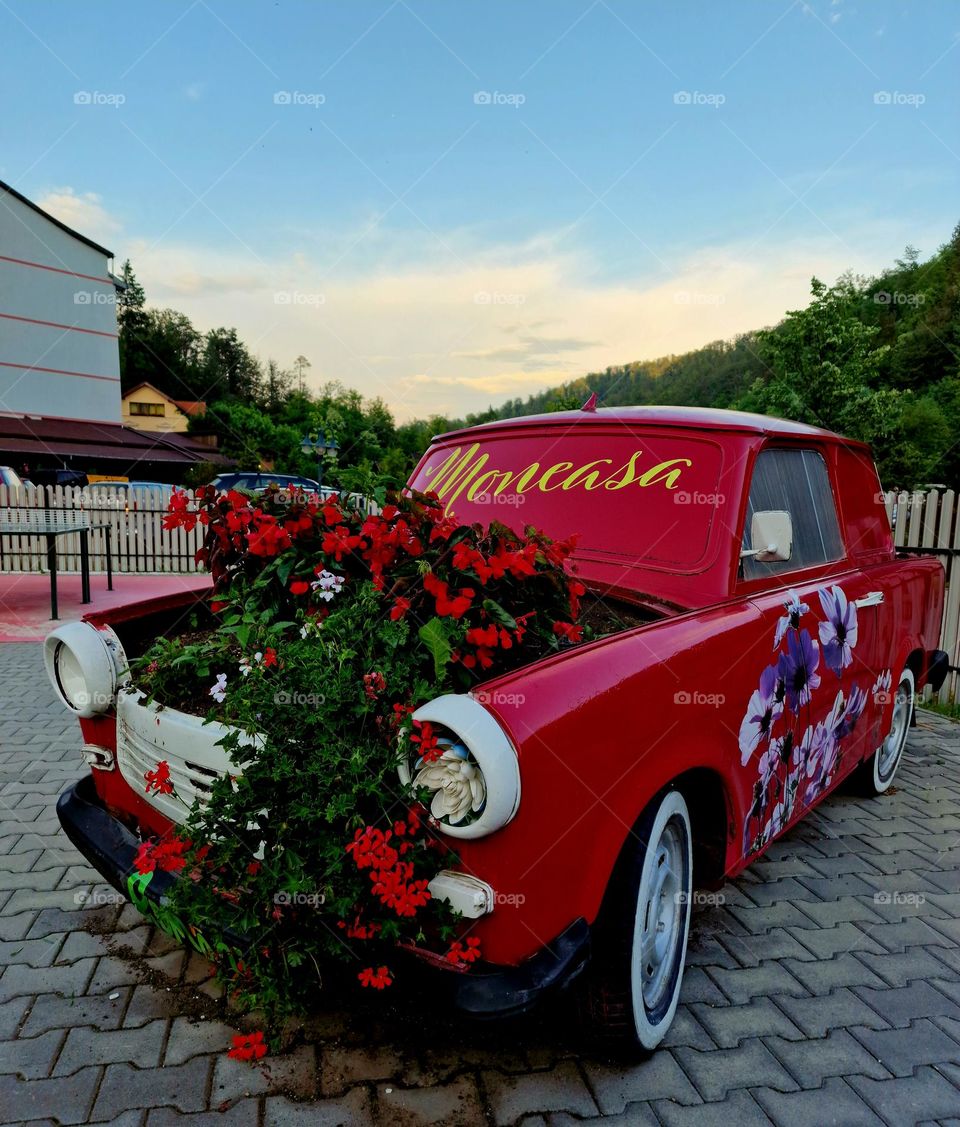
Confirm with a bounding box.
[740,510,793,562]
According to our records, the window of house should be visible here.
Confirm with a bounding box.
[741,448,844,579]
[130,402,165,417]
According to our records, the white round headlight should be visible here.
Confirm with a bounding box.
[399,694,520,839]
[43,622,127,717]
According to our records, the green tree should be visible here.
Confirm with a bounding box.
[747,275,901,449]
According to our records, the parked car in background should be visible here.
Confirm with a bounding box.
[89,480,171,493]
[47,406,948,1054]
[84,481,172,512]
[211,471,321,493]
[29,467,88,489]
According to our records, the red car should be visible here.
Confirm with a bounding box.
[48,406,948,1053]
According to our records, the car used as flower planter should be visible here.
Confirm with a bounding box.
[48,405,948,1053]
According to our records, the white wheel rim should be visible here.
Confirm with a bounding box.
[876,673,912,785]
[639,822,684,1011]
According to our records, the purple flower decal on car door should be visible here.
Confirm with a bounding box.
[738,663,785,765]
[818,585,858,677]
[777,628,821,713]
[740,581,868,858]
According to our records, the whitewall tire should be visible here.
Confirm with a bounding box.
[854,668,914,796]
[581,789,693,1054]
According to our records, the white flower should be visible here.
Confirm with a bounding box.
[872,669,892,699]
[239,657,253,677]
[209,673,228,703]
[312,570,344,602]
[413,744,486,826]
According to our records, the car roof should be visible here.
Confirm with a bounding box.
[435,405,870,450]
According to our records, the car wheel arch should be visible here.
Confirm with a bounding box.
[593,765,733,928]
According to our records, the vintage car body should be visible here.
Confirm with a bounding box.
[50,406,948,1051]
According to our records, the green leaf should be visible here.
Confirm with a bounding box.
[126,870,153,912]
[482,598,517,629]
[276,557,295,586]
[418,617,452,678]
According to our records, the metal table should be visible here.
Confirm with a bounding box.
[0,513,113,620]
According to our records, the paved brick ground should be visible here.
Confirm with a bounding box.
[2,642,960,1125]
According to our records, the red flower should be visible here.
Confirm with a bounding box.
[322,525,362,561]
[358,965,393,990]
[339,916,382,940]
[552,621,583,643]
[410,719,443,763]
[289,580,310,596]
[143,760,174,796]
[247,518,292,558]
[363,671,387,700]
[228,1030,268,1061]
[445,936,483,965]
[162,489,198,533]
[133,836,190,875]
[423,572,475,618]
[261,647,278,668]
[567,579,586,619]
[389,596,411,621]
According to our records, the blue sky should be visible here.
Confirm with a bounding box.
[2,1,957,419]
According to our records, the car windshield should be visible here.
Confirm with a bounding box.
[408,429,727,569]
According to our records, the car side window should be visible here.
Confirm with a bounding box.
[741,448,844,579]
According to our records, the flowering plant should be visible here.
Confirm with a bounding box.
[130,485,583,1024]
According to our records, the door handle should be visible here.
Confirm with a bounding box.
[854,591,885,608]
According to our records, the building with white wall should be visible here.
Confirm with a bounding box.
[0,181,227,482]
[0,178,121,424]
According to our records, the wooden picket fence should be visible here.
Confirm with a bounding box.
[0,484,203,575]
[883,489,960,704]
[0,483,957,699]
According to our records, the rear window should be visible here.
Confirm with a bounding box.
[408,430,726,569]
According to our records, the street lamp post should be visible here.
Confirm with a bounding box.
[300,430,339,491]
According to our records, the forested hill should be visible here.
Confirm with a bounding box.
[473,223,960,489]
[489,335,766,421]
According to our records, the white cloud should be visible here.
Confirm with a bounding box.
[34,188,120,246]
[54,200,942,422]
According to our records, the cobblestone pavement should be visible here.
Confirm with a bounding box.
[2,643,960,1125]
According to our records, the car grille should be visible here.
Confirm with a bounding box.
[116,690,250,825]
